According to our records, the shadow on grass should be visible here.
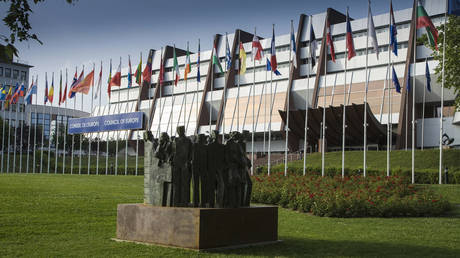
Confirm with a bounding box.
[205,237,459,257]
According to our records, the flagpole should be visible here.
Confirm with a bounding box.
[268,25,274,176]
[71,68,76,174]
[79,66,84,175]
[263,58,267,155]
[387,1,392,177]
[364,1,371,178]
[237,30,241,132]
[19,84,25,173]
[303,16,313,176]
[40,74,46,174]
[115,58,121,176]
[269,81,278,176]
[96,62,101,175]
[89,63,95,175]
[389,62,393,176]
[55,72,60,174]
[185,43,188,128]
[321,29,326,178]
[438,0,447,184]
[106,60,111,175]
[209,42,213,134]
[196,40,200,134]
[422,58,427,150]
[135,53,140,176]
[125,57,130,176]
[13,84,19,172]
[48,72,54,174]
[1,93,5,173]
[26,80,32,173]
[168,45,177,136]
[411,3,416,184]
[63,69,67,174]
[33,76,38,174]
[222,34,228,142]
[342,9,349,178]
[157,48,164,137]
[251,27,257,176]
[284,21,293,177]
[6,83,12,173]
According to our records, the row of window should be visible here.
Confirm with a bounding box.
[0,67,27,80]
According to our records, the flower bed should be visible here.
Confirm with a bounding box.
[251,172,451,217]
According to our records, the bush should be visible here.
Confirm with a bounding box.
[252,172,451,217]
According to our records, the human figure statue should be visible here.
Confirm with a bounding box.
[224,131,243,208]
[192,134,207,207]
[206,130,224,208]
[171,126,193,207]
[239,130,252,207]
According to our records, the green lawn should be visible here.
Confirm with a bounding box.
[1,174,459,257]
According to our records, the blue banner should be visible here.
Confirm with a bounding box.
[68,112,144,134]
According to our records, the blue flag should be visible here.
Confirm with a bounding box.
[310,19,317,67]
[448,0,460,16]
[197,41,201,82]
[426,60,431,92]
[291,26,297,68]
[0,84,6,100]
[225,34,231,70]
[266,58,281,76]
[392,66,401,93]
[390,1,398,56]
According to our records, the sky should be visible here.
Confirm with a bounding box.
[0,0,413,112]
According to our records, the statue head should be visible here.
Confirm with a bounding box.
[209,130,219,142]
[241,130,250,141]
[228,131,240,142]
[144,130,154,141]
[198,134,207,144]
[176,126,186,137]
[159,132,169,143]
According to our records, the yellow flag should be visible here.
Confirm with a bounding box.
[239,42,246,75]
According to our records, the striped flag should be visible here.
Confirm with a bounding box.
[416,0,438,50]
[346,9,356,60]
[270,26,278,72]
[252,33,264,61]
[173,47,180,86]
[390,1,398,56]
[94,63,102,99]
[48,75,54,103]
[212,42,224,73]
[197,41,201,82]
[225,34,232,70]
[44,74,49,104]
[267,58,281,76]
[184,46,191,80]
[326,20,336,62]
[128,56,132,88]
[25,80,36,105]
[62,76,67,103]
[135,55,142,85]
[368,3,379,59]
[58,72,62,106]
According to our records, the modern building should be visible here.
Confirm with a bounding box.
[0,60,89,141]
[94,0,458,152]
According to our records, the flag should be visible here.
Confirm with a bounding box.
[69,69,80,99]
[346,9,356,60]
[72,69,94,95]
[48,75,54,103]
[25,80,36,105]
[58,72,62,105]
[184,46,191,80]
[448,0,460,15]
[239,42,247,75]
[416,0,439,50]
[426,60,431,92]
[270,27,278,72]
[128,56,132,88]
[0,84,7,100]
[390,1,398,56]
[108,60,121,98]
[310,18,317,67]
[11,83,25,104]
[266,58,281,76]
[143,49,154,86]
[197,41,201,82]
[326,20,336,62]
[368,3,379,59]
[290,25,297,68]
[44,75,49,104]
[406,64,411,92]
[252,33,264,61]
[212,42,224,73]
[62,78,67,103]
[392,66,401,93]
[135,55,142,85]
[4,86,13,108]
[225,34,232,70]
[173,47,180,86]
[94,63,102,99]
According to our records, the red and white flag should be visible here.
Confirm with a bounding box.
[326,20,336,63]
[252,34,263,61]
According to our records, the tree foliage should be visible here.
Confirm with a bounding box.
[419,15,460,109]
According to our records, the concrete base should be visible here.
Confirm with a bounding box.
[116,204,278,250]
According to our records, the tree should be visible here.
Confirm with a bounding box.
[419,15,460,109]
[0,0,75,62]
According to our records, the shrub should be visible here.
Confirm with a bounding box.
[251,172,451,218]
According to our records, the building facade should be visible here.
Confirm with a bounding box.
[95,0,458,152]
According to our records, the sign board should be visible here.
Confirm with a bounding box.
[68,112,143,134]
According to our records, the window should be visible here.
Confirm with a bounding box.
[0,67,3,77]
[5,68,11,77]
[20,71,26,81]
[13,69,19,79]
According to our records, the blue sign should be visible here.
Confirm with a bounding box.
[68,112,144,134]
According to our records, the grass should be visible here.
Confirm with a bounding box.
[1,174,460,257]
[270,149,460,173]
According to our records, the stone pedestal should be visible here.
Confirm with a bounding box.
[116,204,278,250]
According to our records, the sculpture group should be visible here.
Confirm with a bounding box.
[144,126,252,208]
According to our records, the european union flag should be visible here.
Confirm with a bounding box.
[392,66,401,93]
[448,0,460,16]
